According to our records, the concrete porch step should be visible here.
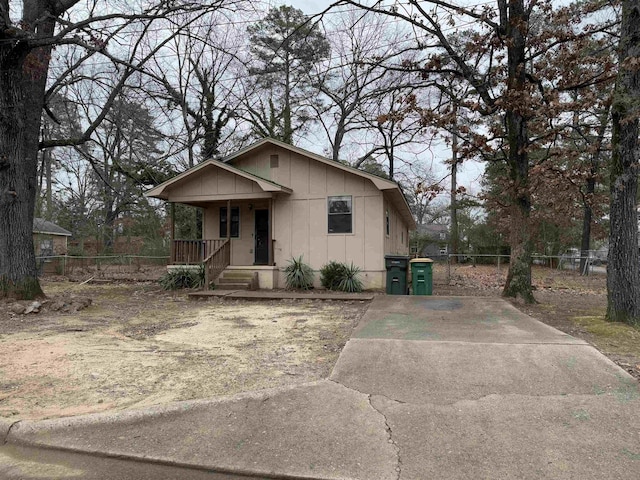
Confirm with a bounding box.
[215,282,251,290]
[220,272,255,280]
[215,269,258,290]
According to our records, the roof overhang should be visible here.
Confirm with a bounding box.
[144,158,292,201]
[33,230,72,237]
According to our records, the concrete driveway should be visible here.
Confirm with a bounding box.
[1,295,639,479]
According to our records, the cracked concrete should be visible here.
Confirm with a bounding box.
[369,395,401,479]
[0,420,18,446]
[1,295,639,479]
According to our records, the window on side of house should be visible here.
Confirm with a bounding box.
[220,206,240,238]
[328,196,352,234]
[386,209,390,236]
[40,239,53,256]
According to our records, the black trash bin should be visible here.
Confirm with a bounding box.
[385,255,409,295]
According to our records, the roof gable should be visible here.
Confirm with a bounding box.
[224,138,399,191]
[144,158,293,200]
[225,138,416,229]
[144,138,416,230]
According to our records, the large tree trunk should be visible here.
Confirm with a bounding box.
[501,0,535,303]
[0,17,55,299]
[607,0,640,324]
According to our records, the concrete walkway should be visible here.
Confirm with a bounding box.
[1,296,639,479]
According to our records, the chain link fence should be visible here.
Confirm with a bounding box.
[36,255,169,277]
[442,253,606,284]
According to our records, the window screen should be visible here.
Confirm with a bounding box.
[328,196,352,234]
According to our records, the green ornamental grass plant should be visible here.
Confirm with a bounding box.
[319,261,347,290]
[159,265,205,290]
[320,261,363,293]
[284,255,315,290]
[337,262,363,293]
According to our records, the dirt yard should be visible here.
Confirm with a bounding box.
[1,264,638,421]
[0,281,367,420]
[433,263,640,381]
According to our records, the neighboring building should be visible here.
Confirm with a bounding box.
[33,218,72,256]
[145,138,415,289]
[414,224,449,260]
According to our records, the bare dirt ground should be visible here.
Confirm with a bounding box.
[433,263,640,381]
[0,280,367,420]
[2,263,638,421]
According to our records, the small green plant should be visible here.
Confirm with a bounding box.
[320,261,364,292]
[284,255,315,290]
[337,262,363,293]
[320,261,348,290]
[159,266,205,290]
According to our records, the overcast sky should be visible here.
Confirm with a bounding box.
[285,0,486,197]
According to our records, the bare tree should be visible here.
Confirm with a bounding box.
[150,18,245,166]
[334,0,617,303]
[0,0,241,298]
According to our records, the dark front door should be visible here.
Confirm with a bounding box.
[254,209,269,265]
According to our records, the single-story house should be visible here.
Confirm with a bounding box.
[414,224,449,260]
[145,138,415,289]
[33,218,72,256]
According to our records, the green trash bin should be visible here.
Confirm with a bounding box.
[410,258,434,295]
[385,255,409,295]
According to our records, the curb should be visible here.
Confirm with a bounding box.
[4,381,347,480]
[7,381,327,442]
[0,418,19,444]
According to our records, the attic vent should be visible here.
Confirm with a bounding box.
[270,154,279,168]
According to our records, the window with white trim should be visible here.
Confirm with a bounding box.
[328,196,352,233]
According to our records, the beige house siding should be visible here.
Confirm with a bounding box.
[383,194,410,257]
[170,167,264,202]
[233,145,389,288]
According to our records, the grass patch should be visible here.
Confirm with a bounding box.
[573,316,640,356]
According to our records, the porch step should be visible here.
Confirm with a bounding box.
[216,281,251,290]
[215,270,258,290]
[221,272,254,280]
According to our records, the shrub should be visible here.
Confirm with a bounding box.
[320,261,348,290]
[337,262,363,293]
[159,266,205,290]
[320,261,363,292]
[284,255,315,290]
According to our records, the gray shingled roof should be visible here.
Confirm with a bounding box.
[33,218,72,236]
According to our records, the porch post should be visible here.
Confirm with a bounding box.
[226,200,231,239]
[226,199,232,268]
[269,198,274,266]
[170,203,175,264]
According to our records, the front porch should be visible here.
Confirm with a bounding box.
[170,236,279,289]
[170,235,279,289]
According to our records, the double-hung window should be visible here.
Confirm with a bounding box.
[219,206,240,238]
[328,196,352,234]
